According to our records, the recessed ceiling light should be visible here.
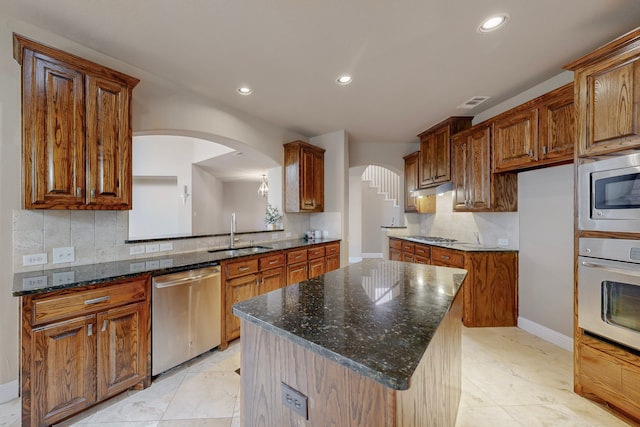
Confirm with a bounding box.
[336,75,352,85]
[478,14,509,33]
[237,86,252,95]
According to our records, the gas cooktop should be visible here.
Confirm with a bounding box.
[405,235,458,243]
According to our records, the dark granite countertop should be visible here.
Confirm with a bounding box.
[390,235,518,252]
[12,238,340,296]
[232,259,466,391]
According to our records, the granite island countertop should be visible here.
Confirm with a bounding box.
[232,258,466,390]
[390,235,518,252]
[12,237,341,296]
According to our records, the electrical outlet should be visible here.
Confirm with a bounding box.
[146,244,159,253]
[498,238,509,246]
[285,232,292,238]
[145,260,160,269]
[322,230,329,237]
[22,276,47,289]
[129,245,145,255]
[53,246,75,264]
[23,253,47,266]
[281,383,308,420]
[53,271,75,286]
[159,242,173,251]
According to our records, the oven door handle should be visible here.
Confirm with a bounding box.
[581,261,640,277]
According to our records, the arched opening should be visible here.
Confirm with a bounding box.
[129,133,282,240]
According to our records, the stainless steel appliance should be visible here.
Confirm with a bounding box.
[152,266,221,375]
[578,152,640,232]
[578,238,640,351]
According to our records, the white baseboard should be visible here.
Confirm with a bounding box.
[0,380,18,404]
[348,257,363,264]
[518,317,573,352]
[362,253,383,259]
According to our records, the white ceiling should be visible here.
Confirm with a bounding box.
[2,0,640,145]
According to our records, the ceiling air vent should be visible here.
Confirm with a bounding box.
[457,96,490,109]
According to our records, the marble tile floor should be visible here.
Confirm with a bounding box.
[0,326,632,427]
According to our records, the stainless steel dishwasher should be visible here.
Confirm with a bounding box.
[152,266,221,375]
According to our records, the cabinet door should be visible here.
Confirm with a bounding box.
[493,108,539,172]
[287,262,308,285]
[31,315,96,426]
[22,50,86,209]
[260,267,285,294]
[539,84,575,162]
[225,273,258,341]
[308,257,326,279]
[300,146,324,211]
[389,248,402,261]
[403,152,419,212]
[575,58,640,156]
[467,126,491,210]
[419,133,435,187]
[452,133,469,210]
[86,75,132,209]
[325,254,340,272]
[432,126,452,184]
[96,302,147,400]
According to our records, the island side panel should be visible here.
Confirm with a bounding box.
[396,291,462,427]
[240,320,396,426]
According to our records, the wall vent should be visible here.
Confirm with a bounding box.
[457,96,490,109]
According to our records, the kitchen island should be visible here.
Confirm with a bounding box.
[233,259,467,426]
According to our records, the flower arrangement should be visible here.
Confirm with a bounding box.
[264,203,282,225]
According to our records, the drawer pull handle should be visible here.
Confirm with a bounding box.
[84,296,110,305]
[88,324,93,336]
[101,320,108,332]
[441,255,450,260]
[269,260,278,265]
[239,266,250,272]
[256,279,260,286]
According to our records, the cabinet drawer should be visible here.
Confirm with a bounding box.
[414,244,430,258]
[431,247,465,268]
[287,249,308,264]
[389,239,402,250]
[259,253,285,270]
[32,279,147,326]
[308,246,326,259]
[226,258,259,279]
[325,243,340,256]
[401,242,415,253]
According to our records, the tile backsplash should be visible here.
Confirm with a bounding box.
[13,209,309,273]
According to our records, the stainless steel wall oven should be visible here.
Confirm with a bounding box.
[578,238,640,351]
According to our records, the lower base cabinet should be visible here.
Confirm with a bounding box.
[390,238,517,327]
[22,277,151,427]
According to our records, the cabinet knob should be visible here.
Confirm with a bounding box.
[76,187,82,197]
[90,189,96,198]
[542,146,547,155]
[88,324,93,336]
[528,149,533,157]
[256,279,260,286]
[101,319,108,332]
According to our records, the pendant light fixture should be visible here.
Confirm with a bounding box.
[258,174,269,198]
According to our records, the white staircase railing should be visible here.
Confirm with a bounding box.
[362,165,400,207]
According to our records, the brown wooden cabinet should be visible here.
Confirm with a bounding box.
[21,277,150,427]
[324,242,341,272]
[224,254,286,341]
[13,34,139,210]
[389,237,517,327]
[418,117,472,188]
[452,124,517,212]
[284,140,325,212]
[493,83,574,172]
[403,152,420,212]
[565,28,640,156]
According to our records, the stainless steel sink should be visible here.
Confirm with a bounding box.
[208,245,272,255]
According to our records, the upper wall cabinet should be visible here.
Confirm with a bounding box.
[403,151,419,212]
[418,117,472,188]
[284,140,325,212]
[565,28,640,157]
[493,83,574,173]
[13,34,139,210]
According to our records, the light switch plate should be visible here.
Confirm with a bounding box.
[130,245,145,255]
[498,238,509,246]
[146,244,159,253]
[23,253,47,266]
[53,246,75,264]
[159,242,173,251]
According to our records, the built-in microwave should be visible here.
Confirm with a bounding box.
[578,152,640,232]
